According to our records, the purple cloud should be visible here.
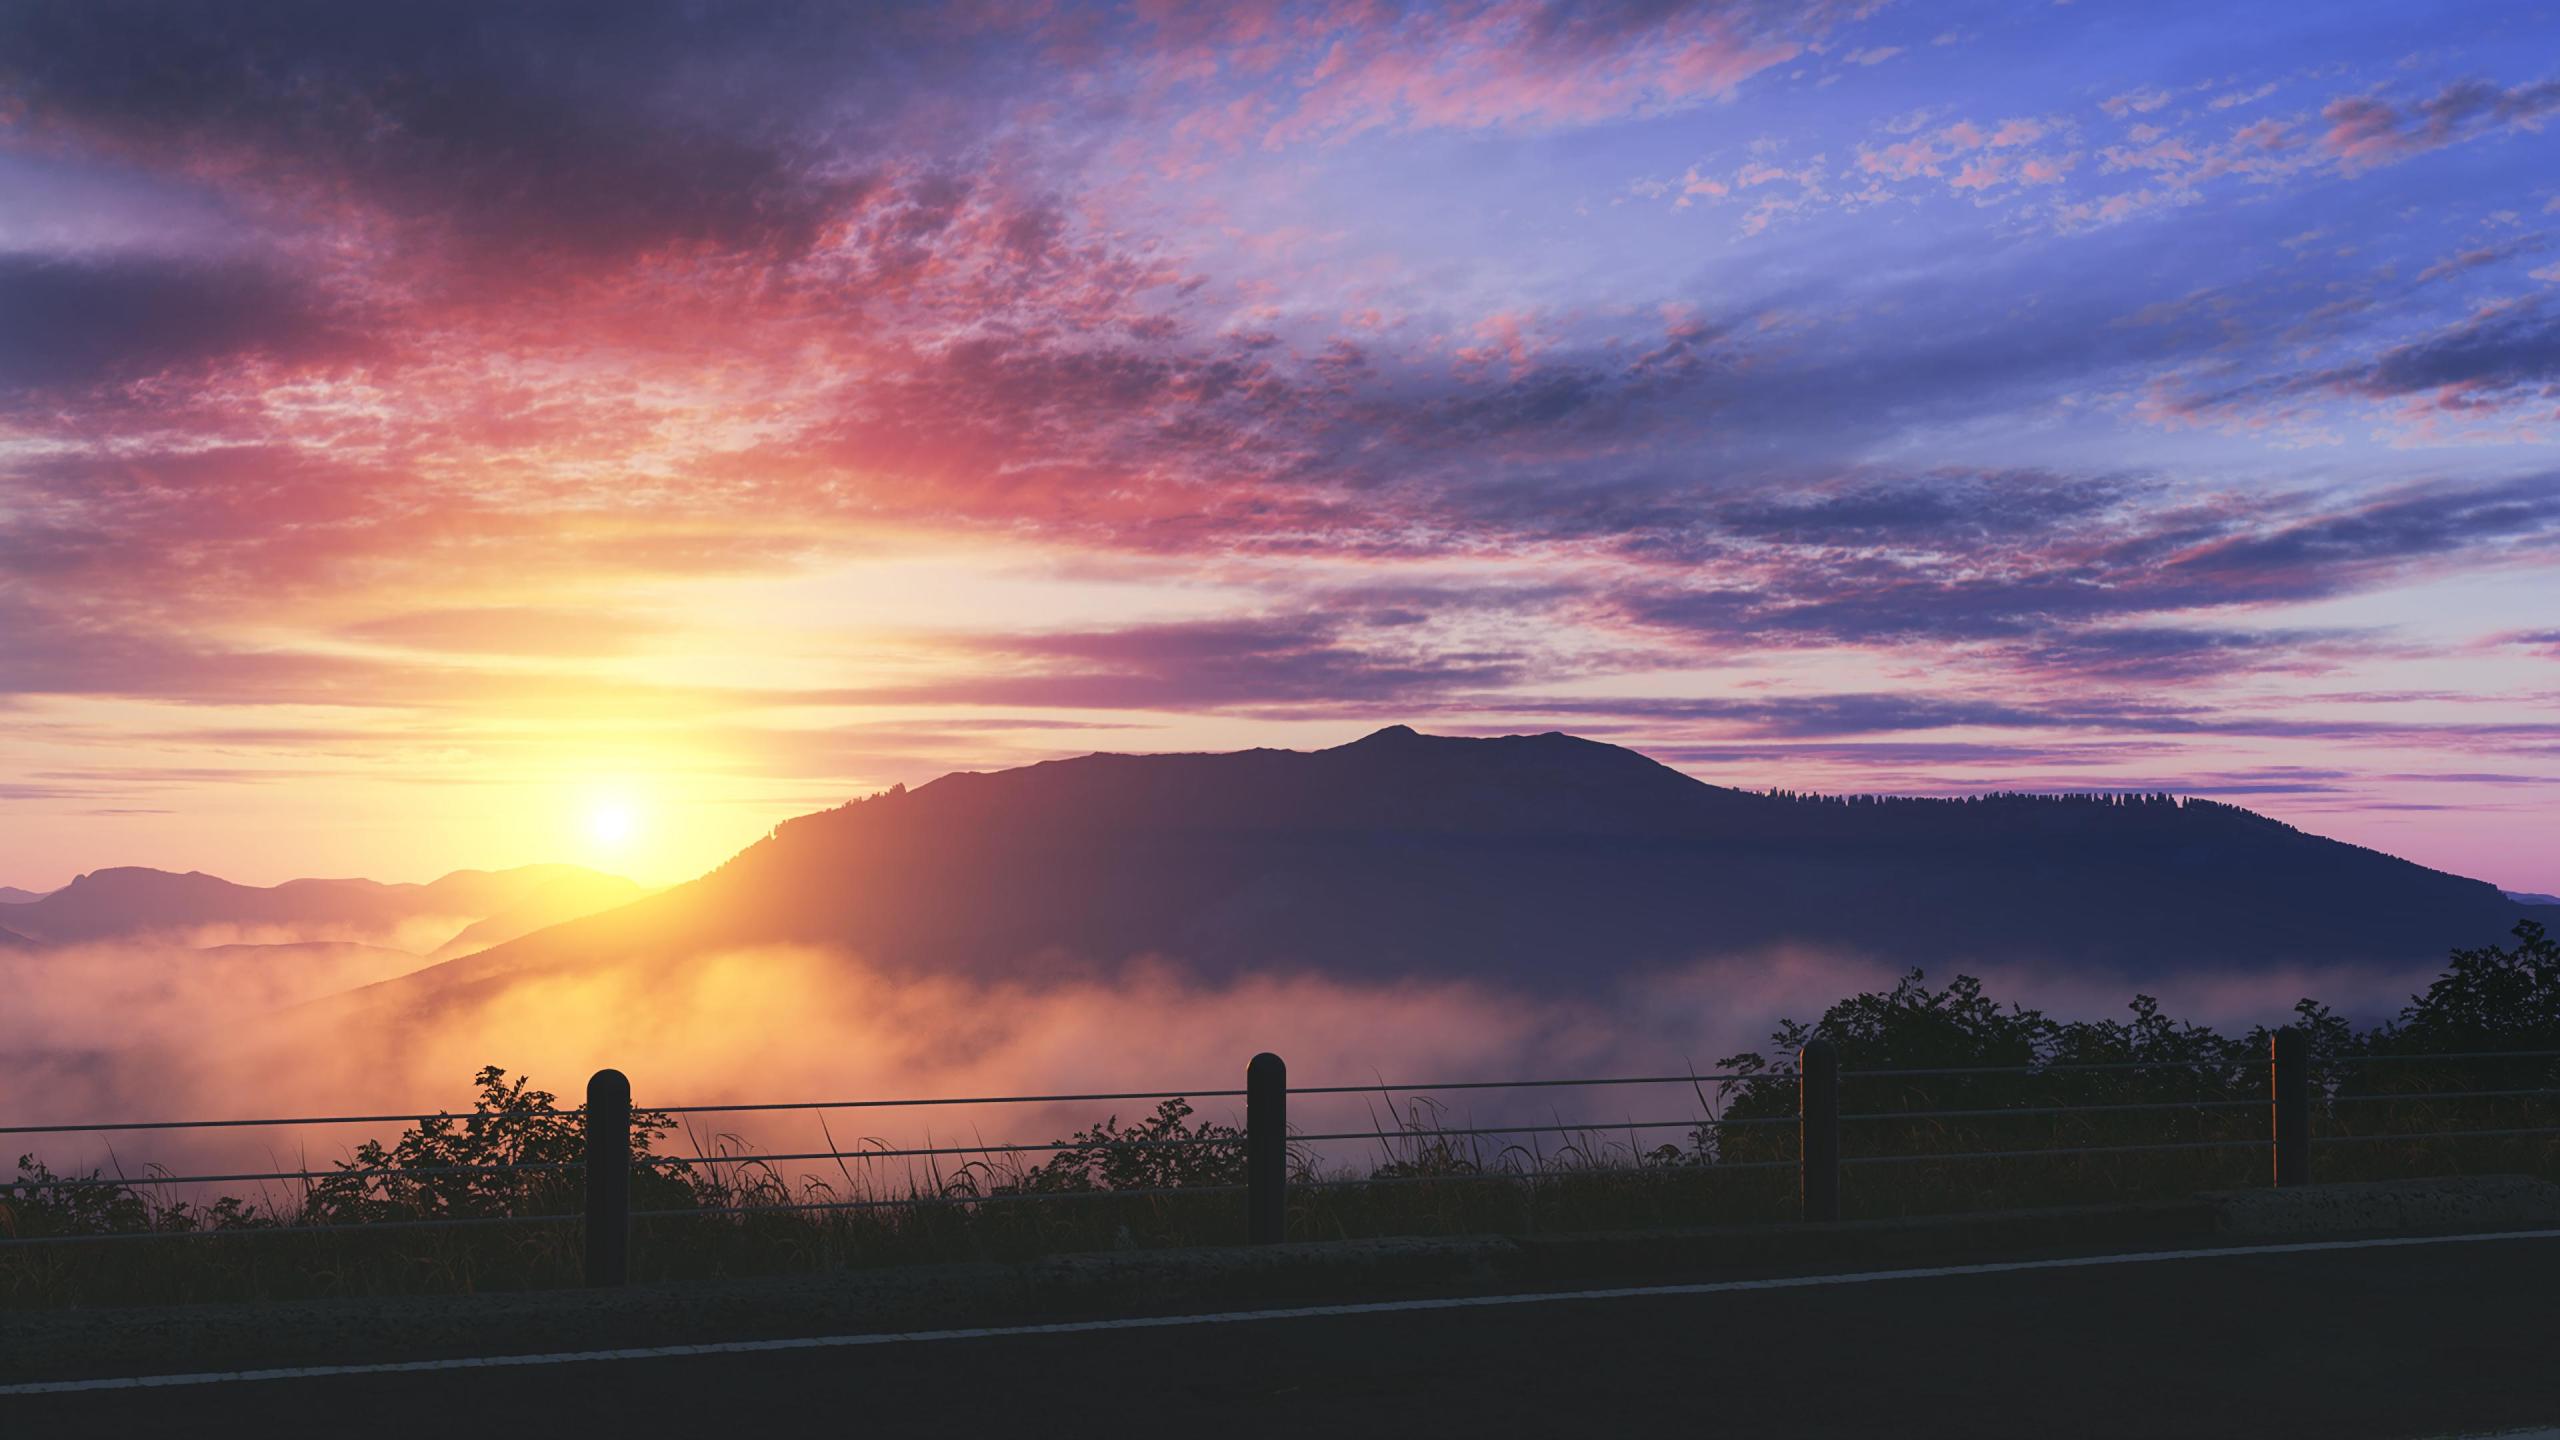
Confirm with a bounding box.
[2322,76,2560,171]
[0,253,350,391]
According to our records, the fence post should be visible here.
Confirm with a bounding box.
[585,1067,631,1286]
[1247,1051,1287,1245]
[1800,1038,1840,1223]
[2271,1027,2309,1188]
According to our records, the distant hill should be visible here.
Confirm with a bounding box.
[2508,891,2560,908]
[0,886,49,904]
[0,926,31,948]
[195,940,437,964]
[427,871,656,959]
[2,864,641,951]
[392,727,2553,1003]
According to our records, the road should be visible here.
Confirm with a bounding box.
[7,1232,2556,1438]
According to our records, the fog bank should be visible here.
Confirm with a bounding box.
[0,939,2445,1189]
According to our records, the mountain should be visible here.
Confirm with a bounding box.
[195,940,436,964]
[427,870,656,960]
[0,926,31,948]
[0,886,50,905]
[1,863,641,950]
[2507,891,2560,908]
[394,727,2552,1001]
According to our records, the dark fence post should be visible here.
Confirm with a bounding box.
[1800,1038,1840,1223]
[585,1067,631,1286]
[1247,1051,1287,1245]
[2272,1027,2309,1189]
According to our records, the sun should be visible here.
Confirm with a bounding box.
[585,798,641,851]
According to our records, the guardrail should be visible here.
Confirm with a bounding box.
[5,1030,2557,1285]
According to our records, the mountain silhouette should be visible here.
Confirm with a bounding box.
[0,885,50,905]
[195,940,445,964]
[425,871,656,959]
[396,727,2551,1000]
[2,863,641,951]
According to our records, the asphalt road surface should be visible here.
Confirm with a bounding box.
[8,1232,2556,1438]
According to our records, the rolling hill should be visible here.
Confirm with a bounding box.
[1,863,643,953]
[388,726,2552,1003]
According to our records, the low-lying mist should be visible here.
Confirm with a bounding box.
[1,936,2451,1190]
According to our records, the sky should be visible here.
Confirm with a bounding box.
[1,0,2557,893]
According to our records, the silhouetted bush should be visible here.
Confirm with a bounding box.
[997,1098,1244,1194]
[303,1066,697,1224]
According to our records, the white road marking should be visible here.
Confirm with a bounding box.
[7,1226,2556,1397]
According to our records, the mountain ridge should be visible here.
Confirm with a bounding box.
[379,727,2549,1006]
[1,863,643,952]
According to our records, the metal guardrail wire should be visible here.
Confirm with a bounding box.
[2,1160,581,1190]
[1830,1052,2560,1081]
[661,1073,1769,1113]
[677,1136,1234,1166]
[1294,1160,1799,1189]
[0,1109,572,1137]
[2310,1126,2560,1145]
[654,1088,1245,1116]
[1838,1060,2253,1079]
[2327,1049,2560,1065]
[658,1118,1801,1170]
[1840,1098,2264,1123]
[2328,1088,2560,1104]
[630,1184,1251,1219]
[1840,1137,2270,1165]
[26,1062,2549,1143]
[1289,1073,1758,1095]
[0,1088,1263,1137]
[1292,1118,1772,1144]
[0,1212,582,1248]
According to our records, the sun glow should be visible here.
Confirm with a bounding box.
[586,798,642,852]
[524,763,767,887]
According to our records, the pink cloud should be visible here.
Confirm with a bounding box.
[1247,2,1839,148]
[2100,86,2173,117]
[2208,81,2279,111]
[1859,134,1953,179]
[1648,154,1827,221]
[2319,77,2560,173]
[1858,116,2068,197]
[2101,134,2200,174]
[1454,310,1544,374]
[2015,154,2075,185]
[1951,157,2008,191]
